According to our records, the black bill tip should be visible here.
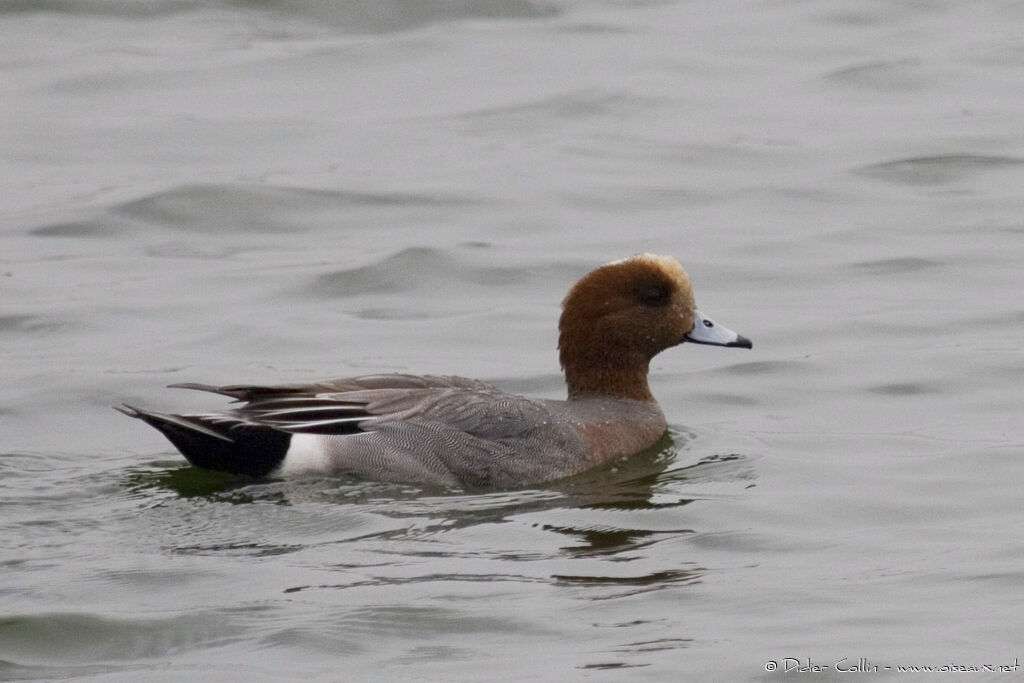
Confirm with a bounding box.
[729,335,753,349]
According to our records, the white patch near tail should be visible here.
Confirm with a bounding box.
[274,433,331,476]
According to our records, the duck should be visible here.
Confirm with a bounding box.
[117,253,751,488]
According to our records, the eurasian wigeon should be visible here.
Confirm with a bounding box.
[117,253,751,488]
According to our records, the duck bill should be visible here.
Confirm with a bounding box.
[684,310,753,349]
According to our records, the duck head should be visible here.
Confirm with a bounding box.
[558,253,751,400]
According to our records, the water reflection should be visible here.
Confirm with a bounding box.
[552,568,702,591]
[123,462,248,500]
[121,430,755,578]
[115,434,754,628]
[122,428,754,522]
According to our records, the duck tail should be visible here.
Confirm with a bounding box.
[115,405,290,477]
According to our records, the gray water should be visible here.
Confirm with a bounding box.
[2,1,1023,680]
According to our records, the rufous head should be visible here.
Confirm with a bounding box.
[558,253,751,400]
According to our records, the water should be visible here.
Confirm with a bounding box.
[2,1,1023,680]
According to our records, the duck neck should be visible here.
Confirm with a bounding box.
[563,358,655,402]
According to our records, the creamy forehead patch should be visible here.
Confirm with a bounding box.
[604,253,690,284]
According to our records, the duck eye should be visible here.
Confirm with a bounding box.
[638,286,670,307]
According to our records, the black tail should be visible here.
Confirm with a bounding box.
[116,405,290,477]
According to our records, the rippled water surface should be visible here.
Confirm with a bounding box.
[3,1,1023,680]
